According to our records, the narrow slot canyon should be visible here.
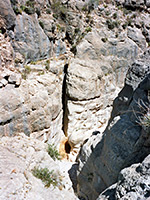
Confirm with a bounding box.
[0,0,150,199]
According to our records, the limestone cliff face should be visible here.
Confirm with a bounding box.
[0,0,150,148]
[0,0,150,199]
[77,49,150,199]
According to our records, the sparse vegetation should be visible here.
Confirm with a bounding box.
[47,144,61,161]
[45,60,50,71]
[21,65,31,80]
[30,61,37,65]
[39,21,44,29]
[12,6,22,15]
[113,12,117,19]
[46,8,51,14]
[51,0,67,20]
[106,19,120,30]
[32,167,58,187]
[85,26,92,33]
[38,71,45,76]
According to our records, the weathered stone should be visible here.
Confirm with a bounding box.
[65,28,140,158]
[0,134,78,200]
[77,52,150,200]
[0,61,64,145]
[13,13,51,62]
[127,27,146,49]
[0,78,8,86]
[8,72,22,86]
[0,33,14,70]
[98,154,150,200]
[146,0,150,7]
[0,0,16,30]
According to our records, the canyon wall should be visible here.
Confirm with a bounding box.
[77,48,150,199]
[0,1,150,199]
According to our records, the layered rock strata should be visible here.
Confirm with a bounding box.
[77,49,150,199]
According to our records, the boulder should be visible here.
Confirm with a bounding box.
[146,0,150,7]
[98,154,150,200]
[12,13,51,62]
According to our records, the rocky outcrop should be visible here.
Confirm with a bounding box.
[0,60,64,145]
[12,13,51,63]
[0,0,150,199]
[98,154,150,200]
[0,133,78,200]
[77,49,150,200]
[65,27,140,160]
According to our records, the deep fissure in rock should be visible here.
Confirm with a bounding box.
[62,63,69,136]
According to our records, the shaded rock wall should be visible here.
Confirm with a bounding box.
[77,49,150,200]
[98,154,150,200]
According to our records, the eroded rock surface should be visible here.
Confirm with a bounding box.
[0,133,78,200]
[77,50,150,200]
[98,154,150,200]
[0,60,64,146]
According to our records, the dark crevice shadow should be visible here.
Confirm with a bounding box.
[68,163,79,193]
[62,63,69,136]
[68,75,150,200]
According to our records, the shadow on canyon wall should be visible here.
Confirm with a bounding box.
[69,73,150,200]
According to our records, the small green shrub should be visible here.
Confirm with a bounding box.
[26,0,35,8]
[32,167,58,187]
[36,7,41,17]
[47,144,61,160]
[106,19,115,30]
[106,19,120,30]
[85,27,92,33]
[13,6,22,15]
[30,61,37,65]
[122,23,128,29]
[113,12,117,19]
[38,71,45,76]
[46,8,51,14]
[20,5,26,11]
[105,10,110,16]
[21,65,31,80]
[39,21,44,29]
[24,65,31,74]
[51,0,67,20]
[45,60,50,71]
